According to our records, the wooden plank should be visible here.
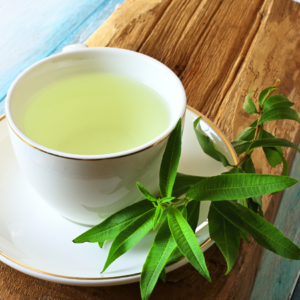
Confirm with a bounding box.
[1,0,300,299]
[292,276,300,300]
[250,149,300,299]
[0,0,125,115]
[86,0,300,299]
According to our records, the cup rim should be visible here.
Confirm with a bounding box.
[5,47,186,160]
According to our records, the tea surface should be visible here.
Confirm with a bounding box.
[21,73,170,155]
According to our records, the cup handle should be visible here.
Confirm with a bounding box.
[62,44,89,52]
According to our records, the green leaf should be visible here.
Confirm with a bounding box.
[243,91,258,114]
[102,209,155,273]
[252,196,264,217]
[262,130,283,154]
[239,198,248,208]
[186,173,298,201]
[247,138,300,154]
[153,206,163,230]
[233,127,256,142]
[263,147,282,167]
[181,205,187,220]
[258,87,277,107]
[73,200,154,243]
[166,201,200,265]
[258,107,300,125]
[241,157,256,173]
[263,94,294,112]
[222,168,244,175]
[252,195,262,208]
[98,241,104,248]
[281,154,289,176]
[168,207,211,281]
[172,173,207,197]
[186,200,200,232]
[194,117,230,167]
[136,182,157,202]
[231,140,251,155]
[267,147,289,176]
[213,201,300,260]
[140,217,177,300]
[159,197,176,204]
[159,268,166,282]
[208,203,240,274]
[250,120,258,128]
[240,230,249,242]
[248,198,263,217]
[159,119,182,197]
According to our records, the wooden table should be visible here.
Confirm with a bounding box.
[1,0,300,299]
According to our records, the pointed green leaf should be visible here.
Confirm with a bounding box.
[73,200,154,243]
[239,198,248,208]
[98,241,104,248]
[263,94,294,112]
[281,155,289,176]
[233,127,256,142]
[159,268,166,282]
[240,230,249,242]
[136,182,157,202]
[248,138,300,154]
[241,157,256,173]
[231,140,251,155]
[159,197,176,204]
[194,117,230,167]
[250,120,258,128]
[258,107,300,125]
[102,209,155,272]
[172,173,207,197]
[251,196,264,217]
[159,119,182,198]
[208,203,240,274]
[263,147,282,167]
[267,147,289,176]
[252,195,262,208]
[168,207,211,281]
[258,87,277,107]
[222,168,244,175]
[140,217,177,300]
[248,198,261,217]
[262,130,283,154]
[153,206,163,230]
[166,201,200,265]
[186,174,298,201]
[243,91,258,114]
[277,150,289,176]
[213,201,300,260]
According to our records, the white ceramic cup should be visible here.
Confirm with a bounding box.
[5,45,186,225]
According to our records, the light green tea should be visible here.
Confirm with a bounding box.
[21,73,170,155]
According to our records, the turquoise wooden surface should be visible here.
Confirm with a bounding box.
[250,149,300,300]
[293,276,300,300]
[0,0,125,116]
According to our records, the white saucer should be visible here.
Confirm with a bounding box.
[0,106,237,286]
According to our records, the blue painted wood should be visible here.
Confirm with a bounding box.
[250,150,300,300]
[0,0,125,115]
[292,276,300,300]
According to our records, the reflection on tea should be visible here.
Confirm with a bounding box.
[21,73,170,155]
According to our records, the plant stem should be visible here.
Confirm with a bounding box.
[236,123,262,167]
[254,124,261,140]
[172,198,189,207]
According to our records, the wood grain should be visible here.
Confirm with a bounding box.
[250,150,300,300]
[2,0,300,299]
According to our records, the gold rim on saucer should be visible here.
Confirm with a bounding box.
[0,106,238,280]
